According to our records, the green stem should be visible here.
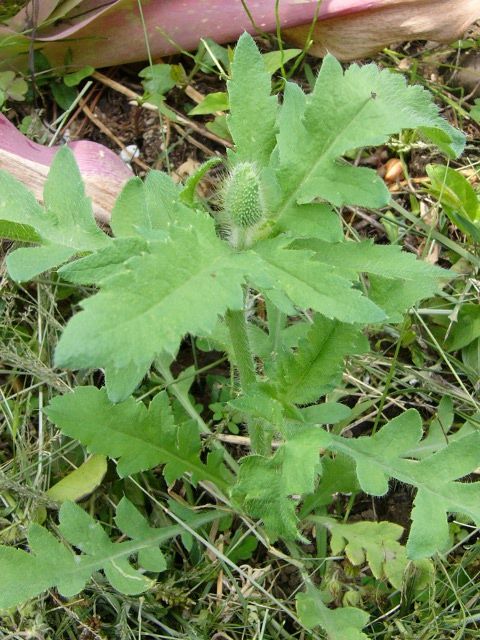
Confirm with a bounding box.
[371,318,408,435]
[156,356,239,474]
[225,309,256,389]
[266,300,286,364]
[225,308,268,455]
[314,508,328,578]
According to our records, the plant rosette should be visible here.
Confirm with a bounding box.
[1,33,478,640]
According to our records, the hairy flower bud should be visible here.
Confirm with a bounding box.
[223,162,263,229]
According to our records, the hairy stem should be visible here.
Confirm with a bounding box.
[266,300,287,365]
[225,309,257,389]
[226,308,269,455]
[156,356,239,474]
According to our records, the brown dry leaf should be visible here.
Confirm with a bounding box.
[420,200,438,227]
[459,167,479,185]
[384,158,404,183]
[175,158,200,180]
[172,158,207,193]
[424,241,441,265]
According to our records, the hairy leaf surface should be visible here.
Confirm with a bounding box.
[232,427,326,539]
[110,170,196,238]
[320,411,480,558]
[55,219,248,399]
[227,32,278,165]
[297,239,446,281]
[274,54,462,212]
[277,314,369,404]
[46,387,232,490]
[58,237,149,285]
[1,147,110,279]
[297,585,369,639]
[234,410,480,555]
[0,498,220,609]
[248,239,386,323]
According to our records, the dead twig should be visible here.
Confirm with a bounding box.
[79,98,150,172]
[93,71,232,149]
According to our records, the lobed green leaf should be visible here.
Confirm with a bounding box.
[1,146,110,280]
[46,387,233,490]
[227,33,278,165]
[321,411,480,558]
[277,314,369,404]
[296,585,369,639]
[0,498,220,610]
[54,220,249,400]
[269,51,463,230]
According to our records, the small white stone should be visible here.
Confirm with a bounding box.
[120,144,140,164]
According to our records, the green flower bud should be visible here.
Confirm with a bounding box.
[223,162,263,228]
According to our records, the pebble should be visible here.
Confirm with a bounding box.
[120,144,140,164]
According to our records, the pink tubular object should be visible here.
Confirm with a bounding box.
[0,0,478,69]
[0,113,133,223]
[0,2,478,222]
[285,0,480,59]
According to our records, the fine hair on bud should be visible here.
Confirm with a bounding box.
[223,162,264,229]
